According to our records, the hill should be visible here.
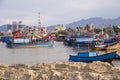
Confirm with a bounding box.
[66,17,120,28]
[47,17,120,30]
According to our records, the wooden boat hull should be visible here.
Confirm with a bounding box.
[69,51,116,63]
[106,43,120,50]
[95,43,120,50]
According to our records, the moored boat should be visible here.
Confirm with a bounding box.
[64,34,95,48]
[4,27,54,48]
[94,41,120,50]
[72,35,95,49]
[69,51,117,63]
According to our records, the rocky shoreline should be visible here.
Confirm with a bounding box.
[0,61,120,80]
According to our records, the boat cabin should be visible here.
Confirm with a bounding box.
[77,52,98,57]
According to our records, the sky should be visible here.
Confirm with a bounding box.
[0,0,120,27]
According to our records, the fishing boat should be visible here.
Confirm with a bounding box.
[64,34,95,48]
[69,51,116,63]
[71,35,95,49]
[4,27,54,48]
[93,38,120,50]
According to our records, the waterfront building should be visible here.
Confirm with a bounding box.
[0,21,27,32]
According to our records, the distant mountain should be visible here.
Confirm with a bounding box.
[66,17,120,28]
[47,17,120,30]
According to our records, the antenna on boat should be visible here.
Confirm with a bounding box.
[38,12,41,28]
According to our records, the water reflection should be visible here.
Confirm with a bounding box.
[0,42,76,65]
[0,42,120,66]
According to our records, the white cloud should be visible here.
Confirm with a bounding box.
[0,0,120,26]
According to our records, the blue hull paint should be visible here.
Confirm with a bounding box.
[72,41,96,49]
[1,36,11,43]
[2,36,53,48]
[69,51,116,62]
[64,35,95,48]
[6,41,53,48]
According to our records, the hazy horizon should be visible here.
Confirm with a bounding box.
[0,0,120,26]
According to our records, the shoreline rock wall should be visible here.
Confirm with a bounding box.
[0,61,120,80]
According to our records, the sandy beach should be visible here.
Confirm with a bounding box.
[0,61,120,80]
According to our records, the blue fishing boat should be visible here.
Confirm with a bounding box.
[64,34,95,48]
[72,35,95,49]
[69,51,116,63]
[3,27,54,48]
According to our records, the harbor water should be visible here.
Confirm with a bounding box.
[0,41,120,66]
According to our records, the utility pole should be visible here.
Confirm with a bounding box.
[101,23,104,35]
[38,12,41,28]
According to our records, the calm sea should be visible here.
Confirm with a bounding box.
[0,41,120,66]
